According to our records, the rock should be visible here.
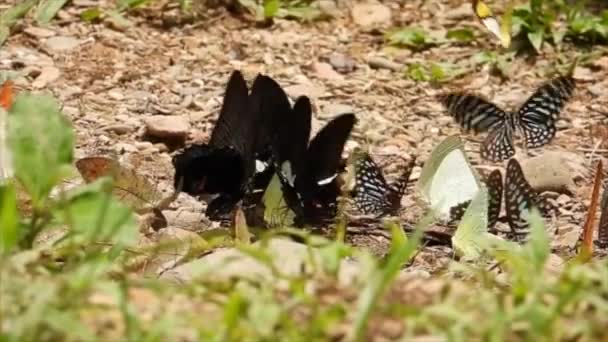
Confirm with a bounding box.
[520,152,583,194]
[285,83,326,100]
[31,66,61,88]
[312,61,343,80]
[320,103,355,118]
[367,56,403,71]
[24,27,55,38]
[144,115,190,140]
[160,238,360,287]
[328,52,356,73]
[351,3,391,28]
[102,124,134,135]
[44,36,81,52]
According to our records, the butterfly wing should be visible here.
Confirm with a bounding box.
[449,169,502,227]
[209,71,256,160]
[352,153,391,216]
[297,113,356,221]
[481,122,515,162]
[516,75,575,148]
[439,93,508,133]
[504,158,541,242]
[272,96,313,218]
[303,113,356,186]
[247,74,292,199]
[486,169,503,229]
[386,157,416,212]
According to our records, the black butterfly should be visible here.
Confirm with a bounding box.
[272,97,356,225]
[449,169,503,230]
[449,159,553,242]
[351,151,416,217]
[172,71,283,220]
[440,75,575,162]
[595,180,608,249]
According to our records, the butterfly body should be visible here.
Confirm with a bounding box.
[352,152,415,217]
[440,75,575,161]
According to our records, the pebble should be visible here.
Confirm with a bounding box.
[328,52,356,73]
[351,3,392,28]
[312,61,343,80]
[144,115,190,140]
[31,66,61,89]
[103,124,134,135]
[24,27,56,38]
[44,36,81,52]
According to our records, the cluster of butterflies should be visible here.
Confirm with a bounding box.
[171,70,576,243]
[172,71,357,226]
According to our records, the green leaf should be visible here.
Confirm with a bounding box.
[0,183,19,254]
[446,28,475,42]
[405,63,427,81]
[180,0,193,12]
[105,10,133,29]
[35,0,70,25]
[0,25,8,47]
[55,180,137,247]
[117,0,150,10]
[527,29,544,52]
[351,213,429,340]
[80,8,103,22]
[471,51,497,65]
[263,0,280,19]
[7,94,74,208]
[387,26,432,48]
[0,0,37,26]
[280,6,323,21]
[522,208,550,272]
[385,220,407,257]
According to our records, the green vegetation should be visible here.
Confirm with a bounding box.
[2,91,608,341]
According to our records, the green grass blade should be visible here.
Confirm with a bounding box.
[351,213,431,341]
[35,0,69,25]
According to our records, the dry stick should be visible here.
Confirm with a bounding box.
[580,160,603,259]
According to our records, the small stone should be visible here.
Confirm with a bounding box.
[44,36,81,52]
[103,124,133,135]
[144,115,190,140]
[328,52,356,73]
[134,141,154,150]
[351,3,392,28]
[32,66,60,89]
[285,83,326,100]
[24,27,55,38]
[107,89,124,101]
[312,61,343,80]
[320,103,355,118]
[114,143,137,153]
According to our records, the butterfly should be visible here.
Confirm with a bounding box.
[439,75,575,162]
[504,158,555,242]
[450,158,553,242]
[449,169,503,230]
[172,71,283,221]
[272,96,356,225]
[351,151,416,217]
